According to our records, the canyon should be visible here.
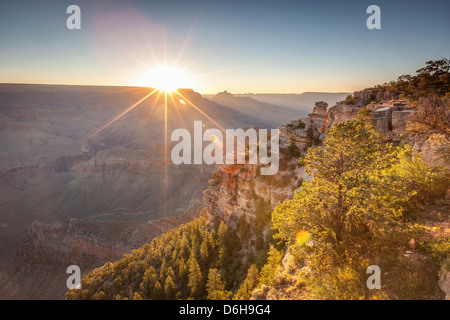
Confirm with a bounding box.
[0,84,348,299]
[1,84,447,299]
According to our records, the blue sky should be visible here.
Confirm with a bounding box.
[0,0,449,93]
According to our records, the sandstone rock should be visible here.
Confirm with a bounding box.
[413,134,450,169]
[202,155,304,226]
[391,109,415,134]
[310,101,328,117]
[329,102,360,123]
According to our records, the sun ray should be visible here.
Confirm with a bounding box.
[140,28,161,67]
[173,91,227,133]
[173,91,247,151]
[163,90,169,219]
[178,49,211,73]
[168,91,187,128]
[173,9,203,68]
[87,88,159,140]
[119,44,151,70]
[141,89,163,125]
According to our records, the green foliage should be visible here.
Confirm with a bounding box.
[376,146,446,219]
[233,265,260,300]
[206,268,232,300]
[187,254,204,298]
[418,236,450,270]
[209,171,222,187]
[356,106,373,120]
[365,58,450,100]
[66,217,215,300]
[259,245,284,286]
[164,275,177,299]
[282,135,301,159]
[304,264,366,300]
[305,126,321,148]
[294,121,306,130]
[377,254,443,300]
[344,95,356,105]
[271,118,446,299]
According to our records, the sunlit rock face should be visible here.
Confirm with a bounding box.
[202,160,305,228]
[308,101,328,133]
[413,134,449,169]
[203,104,327,228]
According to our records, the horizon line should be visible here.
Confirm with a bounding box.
[0,82,354,95]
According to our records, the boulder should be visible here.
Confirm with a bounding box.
[413,134,449,169]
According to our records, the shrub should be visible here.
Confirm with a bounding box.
[344,95,356,105]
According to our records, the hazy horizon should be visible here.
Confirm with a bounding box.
[0,82,353,96]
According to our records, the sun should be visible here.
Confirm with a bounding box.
[143,66,192,92]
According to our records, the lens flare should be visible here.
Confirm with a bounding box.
[295,230,311,246]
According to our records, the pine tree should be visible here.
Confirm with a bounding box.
[177,258,188,286]
[233,280,251,300]
[166,266,176,283]
[206,268,224,294]
[259,245,283,286]
[141,266,158,298]
[187,254,203,299]
[200,240,209,265]
[246,265,260,289]
[233,265,260,300]
[159,258,168,283]
[164,275,177,299]
[271,118,444,298]
[179,235,190,260]
[154,280,163,299]
[206,268,232,300]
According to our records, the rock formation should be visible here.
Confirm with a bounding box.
[202,162,307,227]
[412,134,450,169]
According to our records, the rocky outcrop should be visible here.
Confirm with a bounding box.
[413,134,450,169]
[392,109,415,134]
[308,101,328,133]
[279,101,330,151]
[14,210,201,271]
[328,92,414,138]
[368,101,413,135]
[14,221,125,272]
[203,127,311,227]
[328,102,361,123]
[354,89,400,101]
[203,158,309,227]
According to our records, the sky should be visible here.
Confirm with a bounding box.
[0,0,449,93]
